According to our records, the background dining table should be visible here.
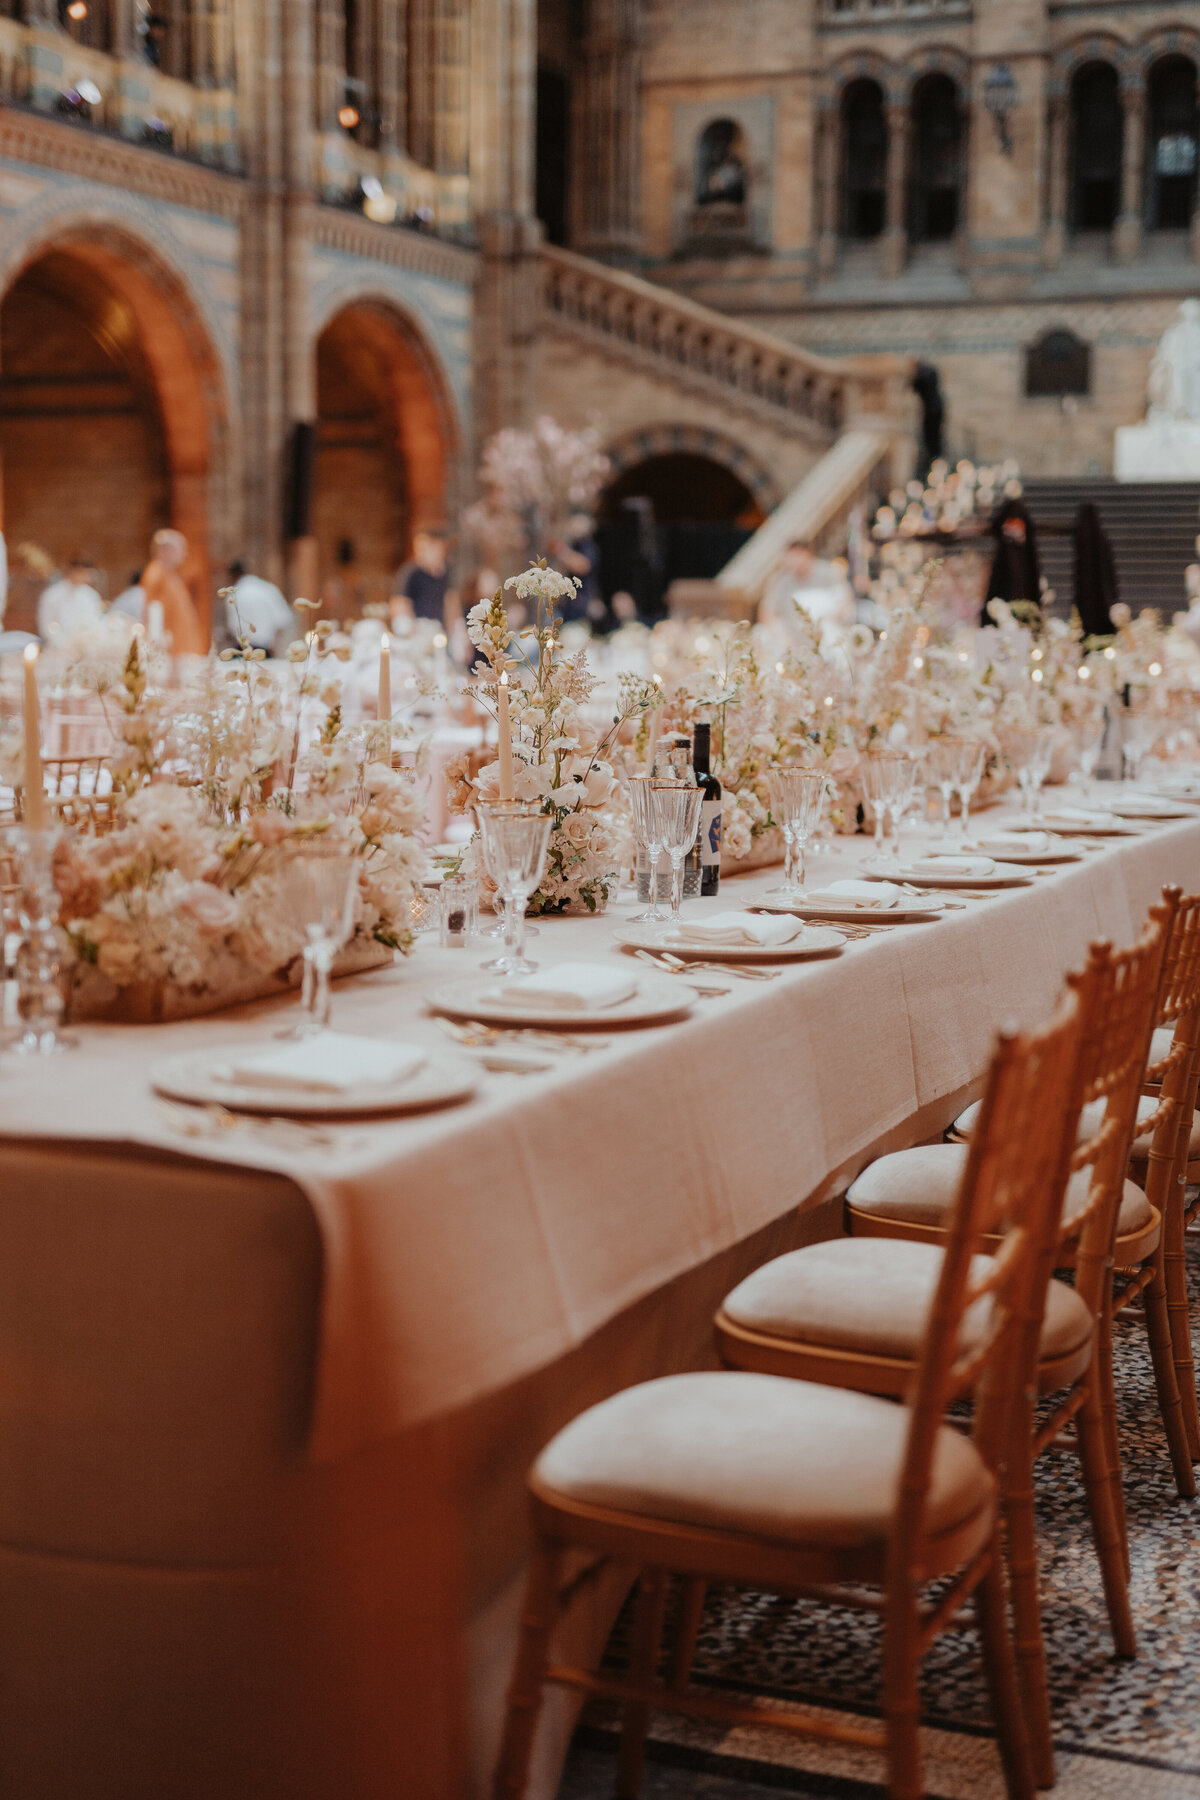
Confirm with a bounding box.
[0,800,1195,1800]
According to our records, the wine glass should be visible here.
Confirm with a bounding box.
[279,841,359,1036]
[883,751,919,865]
[652,783,703,927]
[860,750,908,868]
[926,738,959,839]
[949,737,988,845]
[476,801,552,976]
[767,767,826,897]
[1008,727,1054,819]
[1072,710,1105,798]
[625,774,668,925]
[1123,706,1160,786]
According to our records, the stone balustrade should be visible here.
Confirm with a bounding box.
[539,244,906,446]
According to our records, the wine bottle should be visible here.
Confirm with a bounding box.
[692,721,722,897]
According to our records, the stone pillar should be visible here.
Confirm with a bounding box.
[109,0,135,57]
[433,0,469,173]
[1114,76,1146,266]
[21,0,58,30]
[313,0,344,133]
[471,0,538,443]
[407,0,436,166]
[1042,89,1068,268]
[816,97,839,277]
[571,0,642,262]
[190,0,215,85]
[880,99,908,278]
[377,0,404,152]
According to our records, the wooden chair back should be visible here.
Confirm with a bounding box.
[1060,901,1174,1318]
[1139,887,1200,1210]
[892,987,1086,1582]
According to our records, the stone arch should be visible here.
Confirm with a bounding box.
[0,217,232,627]
[824,51,904,109]
[311,295,462,612]
[1049,34,1136,98]
[1134,25,1200,75]
[903,45,971,98]
[603,425,783,512]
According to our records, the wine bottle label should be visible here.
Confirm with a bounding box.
[699,799,722,866]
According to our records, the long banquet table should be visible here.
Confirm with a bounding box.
[0,803,1197,1800]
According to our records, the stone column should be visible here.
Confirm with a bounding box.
[816,97,839,277]
[1114,76,1146,266]
[407,0,436,166]
[21,0,58,30]
[377,0,404,152]
[190,0,214,85]
[1042,88,1068,268]
[433,0,469,173]
[571,0,642,262]
[471,0,538,443]
[880,98,908,278]
[313,0,345,133]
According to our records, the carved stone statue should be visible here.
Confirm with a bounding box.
[1147,299,1200,423]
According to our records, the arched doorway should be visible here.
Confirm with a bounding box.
[0,234,223,633]
[312,302,455,617]
[841,79,888,240]
[910,73,963,242]
[598,452,764,614]
[1069,61,1123,231]
[1148,55,1199,230]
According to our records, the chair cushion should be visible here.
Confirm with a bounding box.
[954,1090,1200,1159]
[722,1238,1092,1366]
[847,1143,1152,1238]
[534,1371,991,1549]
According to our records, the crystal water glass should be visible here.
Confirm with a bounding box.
[883,751,920,864]
[8,825,73,1056]
[1122,708,1160,785]
[1009,726,1055,818]
[476,801,552,976]
[626,774,667,924]
[1073,711,1105,796]
[280,842,359,1035]
[767,767,826,897]
[860,751,911,867]
[651,783,703,927]
[926,738,959,838]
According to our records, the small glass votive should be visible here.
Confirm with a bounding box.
[439,875,476,948]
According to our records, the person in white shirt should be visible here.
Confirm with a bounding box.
[223,560,294,653]
[37,560,104,639]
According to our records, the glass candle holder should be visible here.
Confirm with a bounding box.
[439,875,476,948]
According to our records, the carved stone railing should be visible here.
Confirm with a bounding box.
[539,244,908,447]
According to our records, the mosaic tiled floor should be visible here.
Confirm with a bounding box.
[556,1242,1200,1799]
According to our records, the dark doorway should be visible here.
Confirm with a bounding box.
[1148,56,1198,230]
[1070,62,1123,231]
[597,453,763,613]
[841,80,888,240]
[536,65,570,246]
[910,73,962,241]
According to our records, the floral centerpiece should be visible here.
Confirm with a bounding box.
[2,603,430,1022]
[446,561,651,914]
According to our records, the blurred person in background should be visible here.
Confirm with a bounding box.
[143,528,206,654]
[37,558,103,638]
[391,530,456,625]
[223,560,293,654]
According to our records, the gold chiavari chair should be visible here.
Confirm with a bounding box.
[491,997,1093,1800]
[717,919,1171,1786]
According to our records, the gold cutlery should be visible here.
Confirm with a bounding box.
[155,1097,344,1150]
[630,948,729,994]
[436,1017,607,1053]
[636,947,781,981]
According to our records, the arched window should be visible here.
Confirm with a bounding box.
[1069,61,1123,231]
[1148,55,1199,230]
[910,72,962,241]
[695,119,748,209]
[841,79,887,239]
[1025,327,1091,398]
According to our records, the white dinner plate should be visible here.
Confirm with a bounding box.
[750,897,943,924]
[153,1046,478,1118]
[1022,814,1139,837]
[613,923,845,961]
[865,865,1035,890]
[985,847,1084,866]
[1108,799,1199,821]
[429,970,693,1029]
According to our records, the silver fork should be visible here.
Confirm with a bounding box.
[639,948,781,982]
[630,948,729,995]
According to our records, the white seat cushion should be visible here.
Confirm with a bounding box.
[722,1238,1092,1366]
[846,1143,1153,1238]
[953,1091,1200,1159]
[534,1371,991,1549]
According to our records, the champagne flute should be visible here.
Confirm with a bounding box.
[950,737,987,845]
[767,767,826,897]
[476,801,552,976]
[652,783,703,927]
[625,774,668,925]
[280,841,359,1036]
[926,737,959,838]
[883,751,919,865]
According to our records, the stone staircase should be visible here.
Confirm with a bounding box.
[1022,479,1200,616]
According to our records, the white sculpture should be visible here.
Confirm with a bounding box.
[1115,300,1200,480]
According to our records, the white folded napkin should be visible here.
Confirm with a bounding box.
[1112,794,1185,816]
[1041,807,1115,828]
[908,855,996,879]
[972,830,1049,855]
[222,1034,426,1094]
[669,911,803,946]
[804,879,900,910]
[491,963,638,1011]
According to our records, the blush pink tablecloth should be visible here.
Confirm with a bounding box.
[0,802,1196,1799]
